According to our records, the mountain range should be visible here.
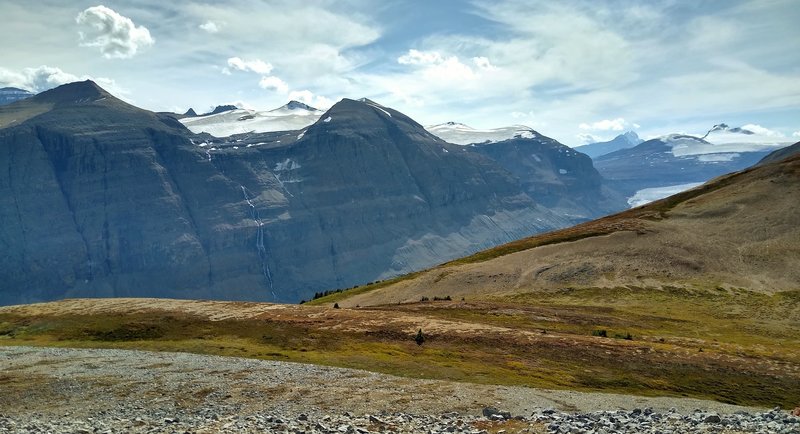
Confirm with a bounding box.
[0,81,794,306]
[595,131,790,201]
[0,81,620,305]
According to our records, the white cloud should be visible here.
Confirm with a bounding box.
[76,5,154,59]
[579,118,634,131]
[199,21,220,33]
[793,131,800,138]
[741,124,784,137]
[398,49,444,66]
[472,56,497,71]
[0,65,80,92]
[288,90,334,109]
[576,133,601,144]
[258,76,289,93]
[0,65,131,102]
[396,49,495,83]
[226,57,273,75]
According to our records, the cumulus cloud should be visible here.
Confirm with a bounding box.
[0,65,81,92]
[741,124,784,137]
[579,118,636,131]
[224,57,292,94]
[258,76,289,93]
[226,57,273,75]
[199,21,220,33]
[0,65,131,101]
[288,90,335,109]
[576,133,601,144]
[793,131,800,138]
[396,49,496,82]
[76,5,154,59]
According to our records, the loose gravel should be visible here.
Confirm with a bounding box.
[1,346,797,433]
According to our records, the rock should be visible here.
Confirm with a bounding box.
[482,407,511,420]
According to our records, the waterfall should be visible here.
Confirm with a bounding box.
[241,185,276,300]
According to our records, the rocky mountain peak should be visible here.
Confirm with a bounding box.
[320,98,417,126]
[32,80,112,105]
[283,100,318,111]
[204,105,239,116]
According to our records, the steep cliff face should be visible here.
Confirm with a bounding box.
[0,83,569,304]
[467,135,625,220]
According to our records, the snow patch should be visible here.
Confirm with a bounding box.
[297,131,305,140]
[367,102,392,117]
[442,148,449,153]
[697,153,740,162]
[558,169,568,174]
[627,182,703,208]
[427,123,539,145]
[274,158,301,172]
[323,116,332,123]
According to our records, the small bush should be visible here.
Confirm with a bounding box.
[333,303,340,309]
[614,332,633,340]
[420,296,430,302]
[592,329,608,337]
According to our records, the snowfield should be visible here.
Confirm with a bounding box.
[627,182,703,208]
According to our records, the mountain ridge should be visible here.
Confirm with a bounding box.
[0,81,590,305]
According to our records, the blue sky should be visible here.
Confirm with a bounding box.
[1,0,799,146]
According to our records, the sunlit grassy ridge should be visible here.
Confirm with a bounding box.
[2,288,799,408]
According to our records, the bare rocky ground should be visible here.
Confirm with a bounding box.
[2,346,798,433]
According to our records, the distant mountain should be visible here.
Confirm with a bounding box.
[427,121,627,219]
[574,131,642,159]
[0,87,34,105]
[0,82,580,305]
[594,127,791,206]
[181,100,324,137]
[183,108,198,117]
[205,105,238,115]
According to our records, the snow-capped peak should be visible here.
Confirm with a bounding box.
[658,126,790,157]
[276,100,319,112]
[180,100,324,137]
[426,122,539,145]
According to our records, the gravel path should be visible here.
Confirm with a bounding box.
[1,346,797,433]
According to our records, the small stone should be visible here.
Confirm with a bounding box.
[482,407,511,420]
[703,414,721,424]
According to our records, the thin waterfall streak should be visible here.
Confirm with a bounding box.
[241,185,276,300]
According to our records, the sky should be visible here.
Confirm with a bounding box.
[1,0,799,147]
